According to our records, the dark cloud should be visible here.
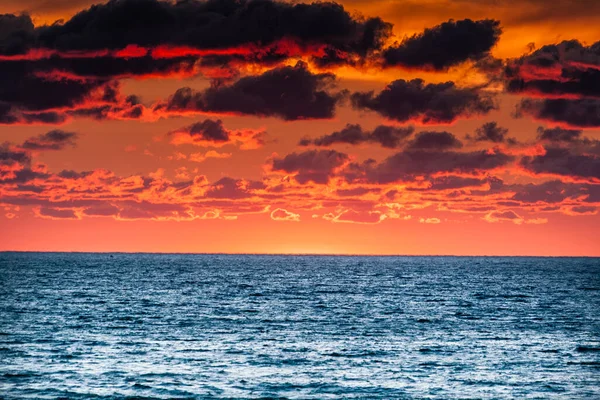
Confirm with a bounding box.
[408,176,488,191]
[169,118,266,149]
[335,187,380,197]
[516,98,600,128]
[271,149,348,184]
[116,201,193,220]
[568,205,597,214]
[405,131,463,151]
[536,126,582,142]
[0,13,35,56]
[25,55,199,79]
[0,142,30,166]
[300,124,414,148]
[510,180,587,203]
[0,61,106,113]
[21,111,68,124]
[382,19,501,70]
[467,121,516,144]
[172,119,230,143]
[21,130,78,150]
[506,40,600,98]
[82,204,121,217]
[0,60,147,125]
[345,149,513,184]
[0,168,49,183]
[507,67,600,99]
[351,79,496,124]
[37,206,79,219]
[520,147,600,180]
[24,0,391,65]
[159,61,345,120]
[205,177,263,199]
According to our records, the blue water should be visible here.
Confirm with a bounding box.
[1,253,599,399]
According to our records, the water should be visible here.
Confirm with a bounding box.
[1,253,599,399]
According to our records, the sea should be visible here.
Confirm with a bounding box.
[1,253,599,399]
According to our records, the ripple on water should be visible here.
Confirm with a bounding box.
[0,253,599,399]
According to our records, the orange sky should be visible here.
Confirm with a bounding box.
[1,0,599,255]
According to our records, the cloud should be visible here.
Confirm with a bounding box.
[82,204,121,217]
[507,40,600,127]
[0,68,149,125]
[20,130,78,151]
[1,0,391,69]
[536,126,583,142]
[189,150,232,163]
[345,149,513,184]
[34,0,391,63]
[516,98,600,128]
[483,209,547,224]
[0,61,108,117]
[205,177,264,200]
[0,14,35,56]
[410,176,489,191]
[405,131,463,151]
[506,40,600,99]
[299,124,414,149]
[520,147,600,181]
[270,208,300,222]
[351,79,496,124]
[419,217,441,224]
[322,209,386,224]
[483,209,524,223]
[36,206,79,220]
[271,149,349,184]
[0,142,31,167]
[466,122,516,144]
[510,180,587,203]
[382,19,502,70]
[564,205,598,215]
[169,118,265,149]
[158,61,345,121]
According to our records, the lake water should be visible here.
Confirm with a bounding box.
[1,253,599,398]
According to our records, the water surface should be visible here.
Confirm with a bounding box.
[1,253,599,398]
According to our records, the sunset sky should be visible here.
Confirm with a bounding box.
[1,0,599,255]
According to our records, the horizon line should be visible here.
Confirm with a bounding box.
[1,250,598,258]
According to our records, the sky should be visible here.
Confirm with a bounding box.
[0,0,599,255]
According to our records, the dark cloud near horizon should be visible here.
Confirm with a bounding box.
[351,79,496,124]
[408,175,488,191]
[510,180,587,204]
[344,149,513,184]
[271,149,349,184]
[205,177,264,199]
[159,61,345,120]
[299,124,414,148]
[382,19,501,70]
